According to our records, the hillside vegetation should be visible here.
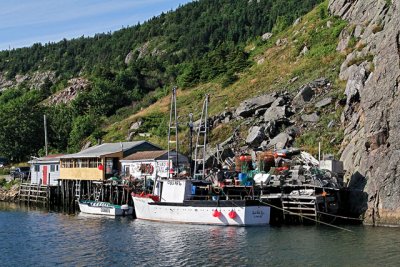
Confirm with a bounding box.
[0,0,334,162]
[105,1,348,157]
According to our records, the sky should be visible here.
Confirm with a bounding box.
[0,0,193,51]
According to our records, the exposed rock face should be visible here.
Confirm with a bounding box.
[261,32,273,41]
[0,72,13,92]
[0,184,19,202]
[46,78,90,105]
[329,0,400,225]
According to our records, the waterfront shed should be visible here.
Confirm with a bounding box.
[28,154,64,186]
[59,141,162,181]
[120,150,189,179]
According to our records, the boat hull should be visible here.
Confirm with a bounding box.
[132,196,270,226]
[79,201,133,216]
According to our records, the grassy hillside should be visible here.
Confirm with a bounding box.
[0,0,346,162]
[104,1,348,157]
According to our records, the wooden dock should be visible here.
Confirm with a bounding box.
[19,183,49,205]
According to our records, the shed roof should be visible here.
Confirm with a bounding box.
[60,141,153,159]
[121,150,168,161]
[28,154,64,164]
[121,150,188,163]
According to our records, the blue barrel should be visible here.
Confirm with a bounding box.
[238,173,247,184]
[191,186,196,195]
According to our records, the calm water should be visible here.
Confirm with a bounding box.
[1,203,400,267]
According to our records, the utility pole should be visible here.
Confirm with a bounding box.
[44,115,48,156]
[188,113,194,176]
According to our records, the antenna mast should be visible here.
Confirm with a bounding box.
[167,87,179,178]
[193,94,209,180]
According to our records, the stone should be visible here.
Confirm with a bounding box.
[300,46,309,56]
[315,97,333,108]
[336,28,351,52]
[301,113,320,123]
[261,32,273,41]
[326,20,333,28]
[345,66,367,104]
[327,120,335,128]
[130,120,142,131]
[354,25,364,38]
[292,85,314,107]
[264,105,287,122]
[235,93,277,118]
[264,121,277,138]
[125,51,135,64]
[268,132,292,149]
[293,18,301,26]
[246,126,265,147]
[289,76,299,83]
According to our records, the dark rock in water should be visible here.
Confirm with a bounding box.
[235,93,277,118]
[301,113,320,123]
[315,97,333,108]
[246,126,265,147]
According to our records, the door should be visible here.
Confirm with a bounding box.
[42,166,48,185]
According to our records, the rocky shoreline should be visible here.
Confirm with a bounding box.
[0,185,19,202]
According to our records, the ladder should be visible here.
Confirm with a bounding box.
[75,180,81,200]
[167,87,179,179]
[193,94,210,180]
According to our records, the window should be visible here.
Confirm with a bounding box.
[50,165,55,172]
[34,165,40,172]
[56,165,59,171]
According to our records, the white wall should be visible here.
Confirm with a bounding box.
[30,163,60,186]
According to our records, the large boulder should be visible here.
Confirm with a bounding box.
[264,105,287,122]
[246,126,265,147]
[265,132,292,150]
[235,93,277,118]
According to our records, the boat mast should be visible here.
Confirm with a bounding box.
[193,94,209,180]
[167,87,179,179]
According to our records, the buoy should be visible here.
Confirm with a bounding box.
[98,164,104,170]
[212,209,221,218]
[228,210,237,219]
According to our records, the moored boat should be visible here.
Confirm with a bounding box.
[132,179,270,226]
[78,200,133,216]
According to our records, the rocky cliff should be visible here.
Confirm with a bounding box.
[329,0,400,225]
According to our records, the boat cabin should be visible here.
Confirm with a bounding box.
[59,141,162,181]
[28,154,63,186]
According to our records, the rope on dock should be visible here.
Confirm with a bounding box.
[316,210,363,221]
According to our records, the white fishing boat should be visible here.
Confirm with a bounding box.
[78,200,133,216]
[132,179,270,226]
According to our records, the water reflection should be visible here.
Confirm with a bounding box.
[1,203,400,266]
